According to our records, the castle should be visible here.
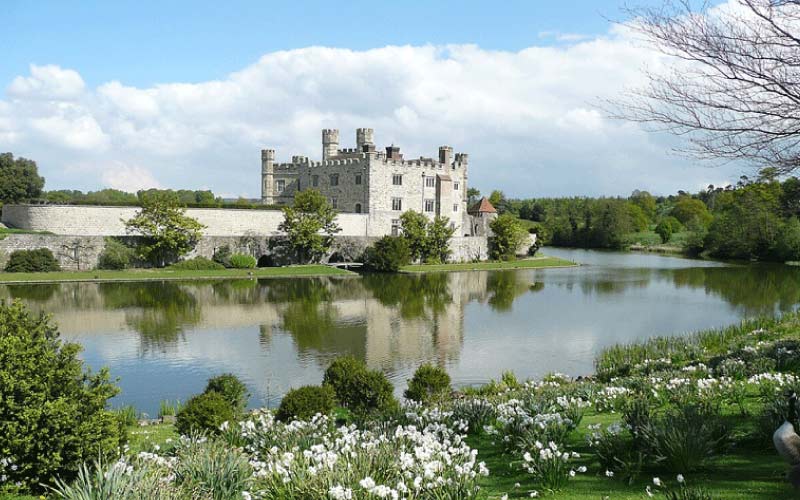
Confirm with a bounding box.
[261,128,490,237]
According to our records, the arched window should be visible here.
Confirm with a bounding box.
[355,203,362,213]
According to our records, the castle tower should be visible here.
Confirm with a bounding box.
[322,129,339,161]
[439,146,453,166]
[356,128,374,151]
[261,149,275,204]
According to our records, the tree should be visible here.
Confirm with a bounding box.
[629,190,657,220]
[426,216,456,264]
[0,301,121,491]
[467,187,481,205]
[489,214,528,260]
[670,197,712,227]
[655,219,673,244]
[488,190,507,213]
[0,153,45,203]
[615,1,800,173]
[364,236,411,272]
[124,191,205,267]
[400,211,430,263]
[279,189,341,263]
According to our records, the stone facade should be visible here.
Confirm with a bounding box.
[262,128,474,237]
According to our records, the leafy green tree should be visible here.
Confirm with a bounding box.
[626,203,649,232]
[670,196,712,226]
[489,214,528,260]
[488,190,507,213]
[124,191,206,267]
[629,190,657,220]
[400,211,430,263]
[0,300,121,491]
[364,236,411,272]
[655,219,673,243]
[426,216,455,264]
[0,153,45,203]
[279,189,341,263]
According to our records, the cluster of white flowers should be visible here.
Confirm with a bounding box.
[747,372,797,387]
[593,386,630,412]
[633,358,672,371]
[0,456,19,486]
[235,409,487,498]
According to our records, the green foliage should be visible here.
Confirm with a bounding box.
[168,257,225,270]
[172,438,253,499]
[124,191,206,267]
[322,356,397,414]
[489,214,528,260]
[114,405,139,427]
[364,236,411,272]
[488,189,507,213]
[212,245,232,267]
[204,374,249,412]
[4,248,61,272]
[228,253,256,269]
[467,187,481,205]
[670,196,713,226]
[0,300,121,491]
[399,210,430,262]
[629,190,657,220]
[159,400,183,418]
[0,153,45,203]
[404,364,451,403]
[276,385,336,422]
[175,392,235,436]
[279,189,341,263]
[97,238,136,270]
[426,216,455,263]
[655,220,674,244]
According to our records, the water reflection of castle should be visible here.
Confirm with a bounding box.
[0,272,530,372]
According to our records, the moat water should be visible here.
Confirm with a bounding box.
[5,247,800,415]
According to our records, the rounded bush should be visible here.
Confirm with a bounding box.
[212,245,232,267]
[169,257,225,270]
[364,236,411,272]
[0,300,121,491]
[4,248,61,273]
[175,391,235,436]
[229,253,257,269]
[97,238,135,270]
[404,363,452,403]
[323,356,397,414]
[276,385,336,422]
[204,373,249,412]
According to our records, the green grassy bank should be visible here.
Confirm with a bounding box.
[0,264,355,284]
[401,255,577,273]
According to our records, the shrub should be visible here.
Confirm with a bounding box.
[404,363,451,403]
[169,257,225,270]
[0,300,121,491]
[229,253,256,269]
[655,220,673,244]
[276,385,336,422]
[364,236,411,272]
[114,405,139,427]
[212,245,232,267]
[489,214,528,260]
[173,438,253,498]
[97,238,136,270]
[323,356,397,414]
[4,248,60,272]
[204,373,249,412]
[639,404,727,472]
[175,391,235,436]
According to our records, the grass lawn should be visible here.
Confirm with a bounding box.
[401,255,576,273]
[0,265,355,284]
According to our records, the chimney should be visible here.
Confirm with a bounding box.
[356,128,374,150]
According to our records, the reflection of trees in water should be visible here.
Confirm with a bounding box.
[362,273,452,320]
[98,282,202,349]
[485,271,536,311]
[577,268,651,296]
[668,265,800,316]
[7,283,59,302]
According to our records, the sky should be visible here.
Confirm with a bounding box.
[0,0,742,198]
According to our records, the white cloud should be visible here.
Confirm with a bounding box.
[0,25,744,197]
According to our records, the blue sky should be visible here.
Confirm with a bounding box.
[1,0,741,197]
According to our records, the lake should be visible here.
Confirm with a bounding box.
[5,248,800,415]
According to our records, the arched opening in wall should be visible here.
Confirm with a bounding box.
[327,252,345,264]
[355,203,362,213]
[257,255,275,268]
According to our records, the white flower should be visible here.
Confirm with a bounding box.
[359,477,376,490]
[646,486,654,497]
[677,474,685,483]
[605,470,614,477]
[653,477,662,486]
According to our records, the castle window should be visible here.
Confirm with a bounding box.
[391,219,400,236]
[330,174,339,186]
[355,203,362,213]
[312,175,319,187]
[331,198,338,209]
[355,174,362,185]
[454,182,460,190]
[424,199,435,212]
[425,176,436,188]
[392,174,403,186]
[453,204,459,212]
[276,179,286,193]
[392,198,402,211]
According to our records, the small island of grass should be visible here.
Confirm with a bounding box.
[401,255,576,273]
